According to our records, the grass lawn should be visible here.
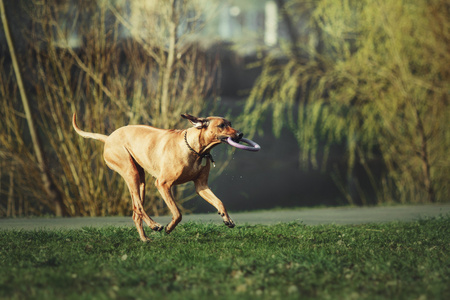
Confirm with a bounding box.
[0,216,448,300]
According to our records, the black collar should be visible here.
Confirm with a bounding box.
[184,131,215,166]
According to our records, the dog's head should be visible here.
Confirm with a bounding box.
[181,114,243,146]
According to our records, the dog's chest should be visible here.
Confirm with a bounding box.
[171,158,208,185]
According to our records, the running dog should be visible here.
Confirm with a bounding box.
[72,113,243,241]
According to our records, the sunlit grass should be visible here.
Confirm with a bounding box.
[1,217,448,299]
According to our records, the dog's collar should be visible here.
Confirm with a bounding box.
[184,131,215,167]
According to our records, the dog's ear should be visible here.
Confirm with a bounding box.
[181,114,208,129]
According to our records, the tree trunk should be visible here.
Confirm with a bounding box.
[414,107,435,203]
[0,0,67,216]
[7,169,15,217]
[160,0,178,127]
[275,0,301,61]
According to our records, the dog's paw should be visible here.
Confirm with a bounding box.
[139,236,152,242]
[218,211,235,228]
[152,225,164,232]
[224,220,235,228]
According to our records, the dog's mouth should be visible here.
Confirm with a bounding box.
[219,135,241,143]
[221,135,261,152]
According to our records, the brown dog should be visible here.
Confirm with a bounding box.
[72,113,243,241]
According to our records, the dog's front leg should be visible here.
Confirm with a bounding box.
[155,179,182,234]
[194,179,235,228]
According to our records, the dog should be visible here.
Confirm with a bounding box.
[73,113,243,241]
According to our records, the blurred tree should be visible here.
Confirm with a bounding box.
[241,0,449,204]
[0,0,219,216]
[0,0,67,216]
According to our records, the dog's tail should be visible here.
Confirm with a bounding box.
[72,113,108,143]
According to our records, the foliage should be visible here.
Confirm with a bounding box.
[0,217,449,299]
[0,0,219,216]
[241,0,449,204]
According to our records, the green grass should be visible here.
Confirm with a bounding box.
[1,217,449,300]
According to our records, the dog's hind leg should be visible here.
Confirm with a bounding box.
[133,162,164,233]
[104,146,163,241]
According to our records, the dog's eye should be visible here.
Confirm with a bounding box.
[217,123,226,129]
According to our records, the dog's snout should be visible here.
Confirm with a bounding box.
[236,131,244,140]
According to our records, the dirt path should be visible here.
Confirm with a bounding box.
[1,204,448,231]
